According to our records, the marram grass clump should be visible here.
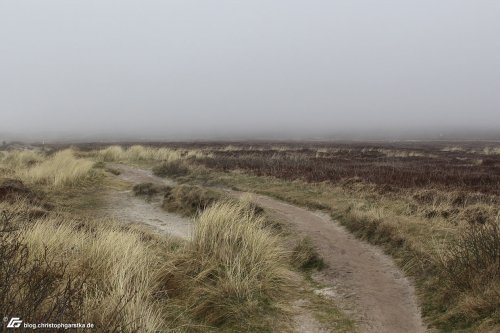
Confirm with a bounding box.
[163,200,293,327]
[19,149,95,188]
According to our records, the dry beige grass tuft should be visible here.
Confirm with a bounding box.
[163,200,293,327]
[19,149,95,188]
[1,204,168,332]
[96,145,126,162]
[93,145,211,164]
[125,145,183,161]
[483,146,500,155]
[1,149,95,188]
[1,149,44,168]
[24,218,165,331]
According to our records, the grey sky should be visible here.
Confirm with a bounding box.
[1,1,499,141]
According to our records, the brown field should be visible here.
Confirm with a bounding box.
[188,142,499,194]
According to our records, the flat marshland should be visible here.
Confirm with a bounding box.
[1,142,498,332]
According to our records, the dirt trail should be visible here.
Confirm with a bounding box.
[100,163,191,238]
[102,164,426,332]
[237,193,426,333]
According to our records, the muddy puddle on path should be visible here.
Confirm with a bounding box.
[100,163,191,239]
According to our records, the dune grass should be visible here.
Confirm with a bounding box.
[1,149,44,168]
[163,200,293,328]
[96,145,126,162]
[126,145,183,162]
[0,203,169,332]
[94,145,208,164]
[22,217,166,332]
[20,150,95,188]
[0,149,96,189]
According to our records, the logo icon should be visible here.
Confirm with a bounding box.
[6,317,22,328]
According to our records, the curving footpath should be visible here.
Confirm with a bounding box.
[105,164,426,333]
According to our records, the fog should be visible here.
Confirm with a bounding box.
[1,1,499,142]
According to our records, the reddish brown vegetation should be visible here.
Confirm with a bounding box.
[193,145,500,194]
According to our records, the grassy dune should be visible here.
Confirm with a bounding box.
[0,147,301,332]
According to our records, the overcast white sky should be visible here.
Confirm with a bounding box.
[1,1,499,141]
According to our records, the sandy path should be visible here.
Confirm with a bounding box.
[237,193,426,333]
[102,164,426,332]
[100,163,191,238]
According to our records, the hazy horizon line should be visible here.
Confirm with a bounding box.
[2,129,499,145]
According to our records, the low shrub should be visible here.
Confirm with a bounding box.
[291,236,326,271]
[92,161,106,169]
[0,179,52,211]
[152,161,189,178]
[0,211,86,329]
[436,221,500,326]
[162,185,224,216]
[459,205,495,225]
[439,221,499,291]
[0,179,34,201]
[132,182,171,196]
[105,167,121,175]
